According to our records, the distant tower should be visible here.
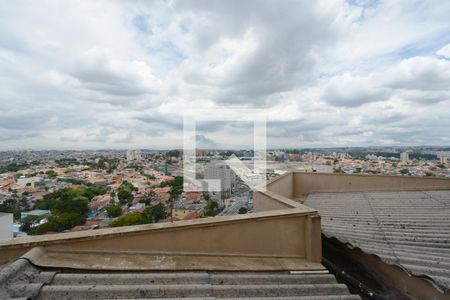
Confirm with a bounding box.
[165,160,169,175]
[400,152,409,162]
[127,150,141,162]
[440,155,448,165]
[204,161,236,192]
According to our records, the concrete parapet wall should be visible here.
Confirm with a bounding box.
[0,208,322,267]
[294,172,450,196]
[254,190,302,212]
[264,172,294,199]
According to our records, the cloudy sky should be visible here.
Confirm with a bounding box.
[0,0,449,150]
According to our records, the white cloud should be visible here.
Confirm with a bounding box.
[436,43,450,59]
[0,0,449,149]
[323,73,388,107]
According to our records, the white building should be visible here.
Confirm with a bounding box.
[440,155,448,164]
[204,161,236,192]
[366,154,378,160]
[400,152,409,162]
[0,212,13,241]
[126,150,142,162]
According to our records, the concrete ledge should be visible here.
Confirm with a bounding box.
[254,190,314,212]
[22,247,325,271]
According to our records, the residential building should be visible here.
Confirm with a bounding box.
[204,161,236,192]
[126,150,142,162]
[400,151,409,162]
[0,212,13,241]
[89,194,112,211]
[153,187,171,203]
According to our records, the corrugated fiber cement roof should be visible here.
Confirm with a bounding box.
[304,190,450,292]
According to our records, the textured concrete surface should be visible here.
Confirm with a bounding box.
[304,190,450,292]
[22,246,325,271]
[0,258,55,299]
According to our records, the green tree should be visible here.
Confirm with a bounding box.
[106,205,123,218]
[0,196,31,221]
[57,212,85,228]
[117,181,137,205]
[238,207,248,214]
[29,212,85,235]
[118,189,133,205]
[159,176,183,199]
[139,190,157,206]
[30,220,59,235]
[144,203,166,223]
[20,215,42,233]
[111,212,149,227]
[120,181,138,192]
[170,176,183,199]
[53,196,89,215]
[45,170,57,178]
[400,168,410,175]
[205,200,218,216]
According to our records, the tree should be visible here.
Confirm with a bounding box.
[0,196,31,221]
[53,196,89,215]
[139,191,156,206]
[400,168,410,175]
[20,215,42,233]
[29,212,85,235]
[144,203,166,223]
[159,176,183,199]
[111,212,149,227]
[170,176,183,199]
[45,170,57,178]
[28,186,105,234]
[238,207,248,214]
[120,181,138,192]
[57,212,85,229]
[203,193,210,201]
[205,200,218,216]
[37,186,107,212]
[117,181,136,205]
[118,189,133,205]
[106,205,122,218]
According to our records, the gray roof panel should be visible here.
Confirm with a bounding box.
[304,190,450,292]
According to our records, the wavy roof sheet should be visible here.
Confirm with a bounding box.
[0,258,360,299]
[304,190,450,292]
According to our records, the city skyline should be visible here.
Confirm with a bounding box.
[1,0,450,150]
